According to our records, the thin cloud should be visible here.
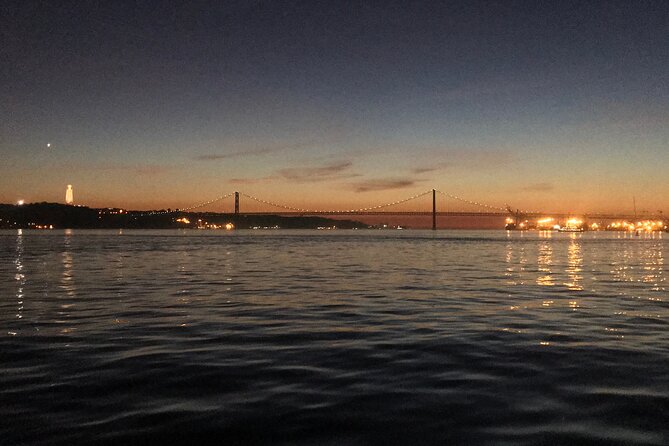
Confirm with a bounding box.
[410,150,514,174]
[195,141,315,161]
[411,165,447,174]
[195,147,279,161]
[521,182,554,192]
[352,178,416,192]
[228,176,276,185]
[278,161,354,182]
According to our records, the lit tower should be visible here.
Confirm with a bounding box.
[65,185,74,205]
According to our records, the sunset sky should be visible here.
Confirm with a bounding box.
[2,1,668,214]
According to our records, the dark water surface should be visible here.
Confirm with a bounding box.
[1,229,668,445]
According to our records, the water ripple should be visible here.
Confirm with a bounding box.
[0,229,667,445]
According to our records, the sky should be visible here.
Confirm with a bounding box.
[1,0,668,214]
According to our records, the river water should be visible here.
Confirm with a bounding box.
[1,229,667,445]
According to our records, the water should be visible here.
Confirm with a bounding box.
[1,229,668,445]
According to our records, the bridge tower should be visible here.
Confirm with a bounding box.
[234,192,239,214]
[432,189,436,230]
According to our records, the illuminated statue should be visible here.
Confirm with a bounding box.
[66,185,74,205]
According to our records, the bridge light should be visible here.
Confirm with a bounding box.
[225,223,234,230]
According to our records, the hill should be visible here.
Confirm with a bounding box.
[0,202,367,230]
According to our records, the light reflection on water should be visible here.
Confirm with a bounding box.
[13,231,24,330]
[565,234,583,291]
[0,229,667,445]
[536,235,554,287]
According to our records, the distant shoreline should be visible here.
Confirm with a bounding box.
[0,202,368,230]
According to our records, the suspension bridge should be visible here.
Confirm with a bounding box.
[143,189,655,230]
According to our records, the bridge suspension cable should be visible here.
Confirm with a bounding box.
[434,189,507,212]
[179,191,236,212]
[241,190,434,213]
[137,191,235,216]
[134,189,527,216]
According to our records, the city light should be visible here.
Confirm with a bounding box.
[501,215,665,232]
[606,220,665,232]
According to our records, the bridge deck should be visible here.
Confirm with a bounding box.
[195,212,648,219]
[220,211,507,217]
